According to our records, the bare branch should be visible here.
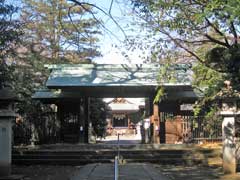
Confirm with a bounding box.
[204,34,230,48]
[70,1,122,42]
[67,5,90,42]
[205,18,230,47]
[68,0,128,41]
[230,21,238,45]
[159,29,205,63]
[175,38,212,45]
[109,0,114,14]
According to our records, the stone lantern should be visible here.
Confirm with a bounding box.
[0,88,18,177]
[220,97,239,174]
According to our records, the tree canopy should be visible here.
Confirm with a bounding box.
[131,0,240,93]
[131,0,240,53]
[0,0,22,88]
[21,0,101,63]
[2,0,107,145]
[130,1,240,135]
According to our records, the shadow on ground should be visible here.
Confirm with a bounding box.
[155,164,240,180]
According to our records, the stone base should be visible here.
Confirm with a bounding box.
[222,117,236,174]
[0,164,11,177]
[0,175,24,180]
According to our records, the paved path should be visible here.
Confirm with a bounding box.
[98,134,142,145]
[71,163,170,180]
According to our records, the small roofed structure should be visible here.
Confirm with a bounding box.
[106,98,145,135]
[0,87,18,115]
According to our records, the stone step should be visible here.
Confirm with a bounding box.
[12,152,212,159]
[12,148,221,166]
[12,154,190,159]
[12,158,206,166]
[13,144,203,150]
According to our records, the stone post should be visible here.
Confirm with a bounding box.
[0,88,17,177]
[0,110,15,176]
[220,99,238,174]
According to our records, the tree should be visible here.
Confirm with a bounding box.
[21,0,101,63]
[130,1,240,100]
[0,0,22,88]
[90,98,109,138]
[131,1,240,64]
[10,0,104,145]
[130,0,240,140]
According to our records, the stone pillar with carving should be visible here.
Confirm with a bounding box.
[220,98,238,174]
[0,88,17,177]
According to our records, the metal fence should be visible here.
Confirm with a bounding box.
[182,116,222,143]
[160,112,222,143]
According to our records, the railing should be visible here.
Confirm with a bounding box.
[114,156,119,180]
[114,134,120,180]
[117,133,120,159]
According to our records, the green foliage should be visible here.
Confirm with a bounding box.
[10,0,104,145]
[0,61,15,88]
[132,0,240,35]
[131,1,240,97]
[192,63,224,136]
[131,0,240,64]
[206,45,240,73]
[90,98,109,138]
[131,0,240,138]
[154,60,191,103]
[192,63,224,93]
[205,45,240,91]
[21,0,101,62]
[192,63,223,104]
[154,87,166,103]
[0,0,22,88]
[0,0,22,54]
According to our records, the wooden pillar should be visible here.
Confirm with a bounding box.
[159,120,166,144]
[79,99,85,143]
[57,103,64,142]
[84,97,89,143]
[149,96,160,144]
[153,104,160,144]
[149,97,154,116]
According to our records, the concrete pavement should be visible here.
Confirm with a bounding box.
[97,134,142,145]
[71,163,170,180]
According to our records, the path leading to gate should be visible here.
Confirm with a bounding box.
[98,134,142,145]
[71,163,170,180]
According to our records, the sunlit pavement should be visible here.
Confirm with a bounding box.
[71,163,170,180]
[97,133,142,144]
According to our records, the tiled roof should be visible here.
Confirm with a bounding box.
[45,64,192,88]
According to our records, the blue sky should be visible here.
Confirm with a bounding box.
[88,0,146,64]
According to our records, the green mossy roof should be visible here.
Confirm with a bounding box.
[45,64,192,88]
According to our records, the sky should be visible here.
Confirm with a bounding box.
[87,0,147,64]
[6,0,147,64]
